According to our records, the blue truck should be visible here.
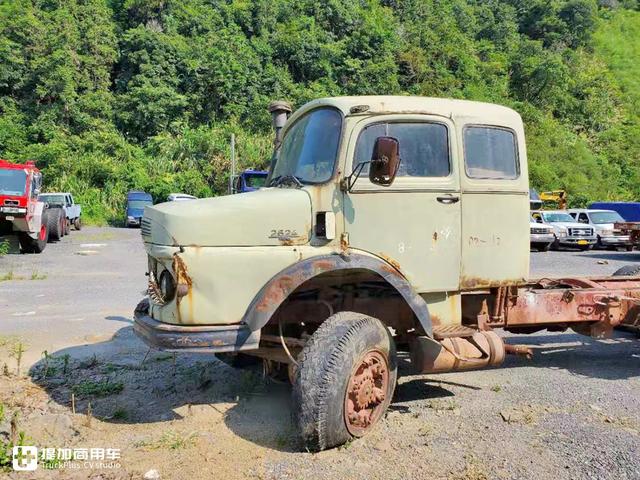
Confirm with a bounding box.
[125,191,153,227]
[233,169,268,193]
[588,202,640,222]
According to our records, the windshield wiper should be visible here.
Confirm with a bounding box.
[269,174,303,188]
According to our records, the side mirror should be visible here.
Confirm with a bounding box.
[369,136,400,186]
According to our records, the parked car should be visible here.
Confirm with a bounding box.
[529,214,555,251]
[588,202,640,222]
[38,192,82,232]
[167,193,197,202]
[568,209,632,251]
[126,191,153,227]
[531,210,596,250]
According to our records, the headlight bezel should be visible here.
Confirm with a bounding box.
[159,269,176,302]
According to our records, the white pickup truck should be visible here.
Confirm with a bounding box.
[38,192,82,232]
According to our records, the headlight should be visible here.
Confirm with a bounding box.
[600,229,613,236]
[159,270,176,302]
[127,215,135,220]
[557,228,567,237]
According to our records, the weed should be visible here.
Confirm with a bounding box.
[112,408,129,421]
[9,341,27,376]
[153,353,174,362]
[0,270,16,282]
[73,379,124,397]
[30,271,47,280]
[427,399,460,412]
[490,385,502,393]
[0,239,8,256]
[62,354,70,375]
[138,431,197,450]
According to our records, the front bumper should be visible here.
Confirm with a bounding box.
[598,235,631,246]
[133,299,259,353]
[530,233,555,244]
[557,236,597,246]
[126,217,141,226]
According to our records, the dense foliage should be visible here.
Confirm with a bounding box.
[0,0,639,222]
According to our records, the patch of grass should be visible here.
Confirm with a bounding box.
[0,271,20,282]
[111,408,129,421]
[30,271,47,280]
[0,239,9,257]
[427,399,460,412]
[153,353,174,362]
[72,379,124,397]
[137,431,197,450]
[490,385,502,393]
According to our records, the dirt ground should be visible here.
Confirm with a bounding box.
[1,228,639,479]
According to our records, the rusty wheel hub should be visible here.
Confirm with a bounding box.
[344,350,389,436]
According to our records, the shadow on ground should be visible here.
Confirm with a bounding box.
[27,323,639,452]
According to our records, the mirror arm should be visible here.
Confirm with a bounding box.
[341,161,371,192]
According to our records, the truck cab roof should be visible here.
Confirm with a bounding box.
[286,96,522,131]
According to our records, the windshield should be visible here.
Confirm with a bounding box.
[542,212,574,223]
[40,194,66,204]
[245,174,267,188]
[128,200,152,209]
[590,211,624,224]
[271,107,342,184]
[0,169,27,196]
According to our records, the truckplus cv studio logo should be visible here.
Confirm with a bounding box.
[12,446,38,471]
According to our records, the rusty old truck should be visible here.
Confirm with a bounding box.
[133,96,640,451]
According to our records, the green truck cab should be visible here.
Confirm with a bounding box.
[134,96,533,450]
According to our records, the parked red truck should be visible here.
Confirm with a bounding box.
[0,159,64,253]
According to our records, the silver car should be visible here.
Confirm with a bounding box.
[531,210,597,251]
[530,215,555,251]
[568,209,632,251]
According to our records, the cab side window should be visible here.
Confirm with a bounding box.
[464,126,519,179]
[354,122,450,178]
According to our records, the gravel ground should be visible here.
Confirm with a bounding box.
[0,229,638,479]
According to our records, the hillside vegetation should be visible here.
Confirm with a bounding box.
[0,0,639,222]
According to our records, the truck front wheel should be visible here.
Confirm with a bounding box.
[293,311,397,451]
[19,215,49,253]
[74,217,82,230]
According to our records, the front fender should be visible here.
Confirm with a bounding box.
[242,252,433,337]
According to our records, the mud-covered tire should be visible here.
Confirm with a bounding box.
[64,218,70,235]
[74,217,82,230]
[613,265,640,276]
[293,311,397,452]
[47,208,63,241]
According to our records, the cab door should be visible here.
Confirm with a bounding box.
[458,123,530,287]
[343,115,461,292]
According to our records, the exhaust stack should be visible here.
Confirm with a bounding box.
[268,100,292,151]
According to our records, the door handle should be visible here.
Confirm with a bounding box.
[437,195,459,204]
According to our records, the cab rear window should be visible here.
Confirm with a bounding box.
[464,126,519,179]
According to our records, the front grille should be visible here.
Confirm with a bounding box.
[3,199,18,206]
[141,217,152,237]
[569,227,593,237]
[531,228,550,234]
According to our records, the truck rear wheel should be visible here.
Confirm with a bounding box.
[293,312,397,451]
[47,208,63,241]
[19,214,49,253]
[64,218,70,235]
[74,217,82,230]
